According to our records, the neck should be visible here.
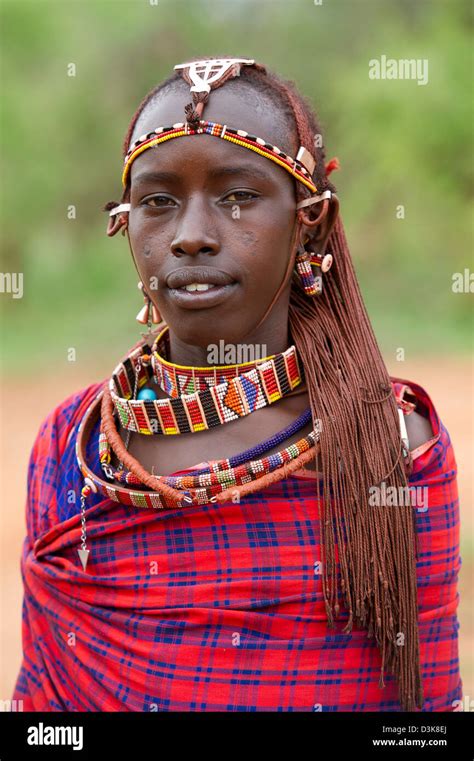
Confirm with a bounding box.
[166,312,290,368]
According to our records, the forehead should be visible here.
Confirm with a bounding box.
[130,79,297,158]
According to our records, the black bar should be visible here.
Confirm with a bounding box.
[0,710,472,759]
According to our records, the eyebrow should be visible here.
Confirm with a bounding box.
[133,164,275,186]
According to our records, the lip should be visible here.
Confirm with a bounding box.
[166,267,236,289]
[167,283,237,310]
[165,267,237,310]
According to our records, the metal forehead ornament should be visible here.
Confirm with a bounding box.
[174,57,257,93]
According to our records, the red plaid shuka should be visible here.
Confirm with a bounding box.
[12,376,462,711]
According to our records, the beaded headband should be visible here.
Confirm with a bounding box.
[115,58,322,208]
[122,120,317,193]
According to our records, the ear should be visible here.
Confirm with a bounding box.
[301,194,340,253]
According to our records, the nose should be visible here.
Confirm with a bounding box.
[170,195,220,258]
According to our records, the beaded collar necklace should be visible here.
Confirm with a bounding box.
[95,404,316,499]
[110,339,302,436]
[76,385,318,571]
[98,407,313,488]
[151,325,299,397]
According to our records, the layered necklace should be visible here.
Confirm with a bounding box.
[111,326,303,435]
[75,328,320,571]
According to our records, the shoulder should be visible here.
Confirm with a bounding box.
[389,376,456,472]
[30,380,104,461]
[404,409,434,449]
[25,380,104,540]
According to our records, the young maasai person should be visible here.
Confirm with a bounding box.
[13,58,462,712]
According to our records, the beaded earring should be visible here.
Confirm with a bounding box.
[294,247,333,297]
[294,248,322,297]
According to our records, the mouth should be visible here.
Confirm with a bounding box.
[179,282,218,293]
[165,267,237,309]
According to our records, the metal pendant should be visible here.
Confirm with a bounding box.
[174,58,255,93]
[77,548,90,572]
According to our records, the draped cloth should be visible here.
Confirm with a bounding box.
[12,377,462,711]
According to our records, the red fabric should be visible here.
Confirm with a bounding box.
[12,377,463,711]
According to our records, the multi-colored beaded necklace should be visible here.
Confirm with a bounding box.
[110,339,302,436]
[98,407,315,489]
[151,326,299,397]
[75,334,319,571]
[76,387,317,508]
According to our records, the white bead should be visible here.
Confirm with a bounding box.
[84,477,98,493]
[321,254,333,273]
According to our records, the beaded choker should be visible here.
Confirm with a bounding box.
[151,326,299,397]
[110,339,302,436]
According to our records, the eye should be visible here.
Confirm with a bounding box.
[141,195,176,208]
[223,190,259,203]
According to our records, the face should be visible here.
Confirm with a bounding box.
[127,82,299,348]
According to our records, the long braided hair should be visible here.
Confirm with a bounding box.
[104,59,423,711]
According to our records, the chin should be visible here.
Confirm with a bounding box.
[165,312,252,351]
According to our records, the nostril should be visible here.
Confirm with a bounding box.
[172,246,217,257]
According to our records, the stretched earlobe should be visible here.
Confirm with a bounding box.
[299,193,340,250]
[298,198,330,228]
[105,203,131,237]
[106,214,129,237]
[293,193,338,298]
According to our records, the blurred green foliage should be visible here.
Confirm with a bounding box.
[1,0,472,372]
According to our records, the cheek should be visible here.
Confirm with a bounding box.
[235,218,294,285]
[128,219,169,261]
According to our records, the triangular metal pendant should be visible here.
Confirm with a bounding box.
[77,549,90,571]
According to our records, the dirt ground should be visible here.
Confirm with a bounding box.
[1,355,472,705]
